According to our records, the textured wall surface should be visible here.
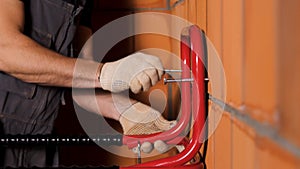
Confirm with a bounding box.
[132,0,300,168]
[56,0,300,168]
[170,0,300,168]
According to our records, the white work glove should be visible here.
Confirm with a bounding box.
[119,102,177,153]
[99,52,164,94]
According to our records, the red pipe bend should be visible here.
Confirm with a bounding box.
[124,25,207,168]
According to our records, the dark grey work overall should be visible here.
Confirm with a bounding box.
[0,0,86,167]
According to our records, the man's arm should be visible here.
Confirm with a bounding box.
[73,89,136,121]
[0,0,102,88]
[72,25,122,119]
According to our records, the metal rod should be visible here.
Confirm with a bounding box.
[164,78,194,84]
[164,78,209,84]
[164,69,183,73]
[164,70,209,80]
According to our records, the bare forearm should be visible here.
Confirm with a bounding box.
[73,89,137,121]
[0,32,101,88]
[0,0,101,88]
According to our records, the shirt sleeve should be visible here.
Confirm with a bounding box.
[79,0,93,28]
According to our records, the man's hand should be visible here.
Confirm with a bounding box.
[119,102,177,153]
[99,52,163,94]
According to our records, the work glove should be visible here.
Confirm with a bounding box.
[99,52,164,94]
[119,102,177,153]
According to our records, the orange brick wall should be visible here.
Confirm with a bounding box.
[277,0,300,149]
[203,0,300,168]
[61,0,300,167]
[131,0,300,168]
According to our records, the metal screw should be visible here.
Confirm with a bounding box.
[137,142,141,164]
[164,78,194,84]
[164,69,183,73]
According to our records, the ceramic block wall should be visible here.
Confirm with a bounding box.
[133,0,300,168]
[57,0,300,167]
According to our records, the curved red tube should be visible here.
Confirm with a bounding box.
[123,25,207,168]
[123,34,192,148]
